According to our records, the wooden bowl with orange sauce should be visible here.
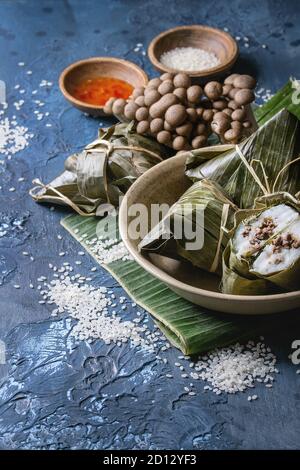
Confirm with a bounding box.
[59,57,148,117]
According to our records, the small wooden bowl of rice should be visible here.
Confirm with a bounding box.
[148,25,239,81]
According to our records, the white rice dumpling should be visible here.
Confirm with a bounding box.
[232,204,299,260]
[224,199,300,294]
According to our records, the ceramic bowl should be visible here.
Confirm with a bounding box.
[148,25,239,81]
[119,154,300,315]
[59,57,148,117]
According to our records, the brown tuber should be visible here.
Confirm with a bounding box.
[124,101,139,120]
[112,98,126,116]
[192,135,207,149]
[186,108,198,122]
[161,72,174,81]
[231,108,247,121]
[158,80,174,95]
[165,104,187,127]
[176,122,193,137]
[234,89,255,106]
[150,118,164,134]
[173,135,188,151]
[132,87,145,99]
[204,81,223,100]
[136,120,150,134]
[173,73,191,88]
[233,74,256,89]
[186,85,203,103]
[212,99,228,110]
[103,97,115,115]
[202,109,214,122]
[144,89,161,107]
[173,87,187,102]
[147,77,161,89]
[149,93,178,118]
[135,106,149,121]
[224,128,241,143]
[224,73,240,85]
[157,130,172,145]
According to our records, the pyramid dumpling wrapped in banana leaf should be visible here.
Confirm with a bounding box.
[139,179,237,275]
[222,197,300,294]
[30,122,172,215]
[184,109,300,209]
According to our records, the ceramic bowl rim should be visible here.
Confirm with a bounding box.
[59,56,148,112]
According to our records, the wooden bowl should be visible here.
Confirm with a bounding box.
[148,25,239,80]
[119,154,300,315]
[59,57,148,117]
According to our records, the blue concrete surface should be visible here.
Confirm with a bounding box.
[0,0,300,450]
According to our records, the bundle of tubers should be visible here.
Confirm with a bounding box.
[104,72,256,150]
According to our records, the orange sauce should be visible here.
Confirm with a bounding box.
[72,76,133,106]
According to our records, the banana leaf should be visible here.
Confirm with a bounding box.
[138,179,238,275]
[30,122,172,214]
[255,79,300,125]
[185,109,300,209]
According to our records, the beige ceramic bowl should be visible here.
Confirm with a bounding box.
[148,25,239,80]
[59,57,148,117]
[119,154,300,315]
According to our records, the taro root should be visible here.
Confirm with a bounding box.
[231,120,243,132]
[150,117,164,134]
[224,73,240,85]
[164,121,173,131]
[176,122,193,137]
[165,104,187,127]
[194,123,207,136]
[211,112,231,135]
[204,81,223,100]
[228,100,239,110]
[224,128,241,143]
[132,87,145,99]
[223,107,233,117]
[103,97,115,115]
[234,89,255,106]
[144,89,161,106]
[136,120,150,134]
[228,87,239,99]
[222,84,233,96]
[186,107,198,122]
[158,80,174,95]
[135,95,145,107]
[233,74,256,89]
[212,99,228,110]
[195,107,204,119]
[231,108,247,121]
[173,87,187,102]
[173,135,188,151]
[161,72,174,81]
[192,135,207,149]
[124,101,139,120]
[149,93,178,118]
[186,85,203,103]
[173,72,191,88]
[112,98,126,116]
[147,77,161,89]
[135,106,149,121]
[157,130,172,145]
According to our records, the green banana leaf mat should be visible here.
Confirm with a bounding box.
[61,80,300,355]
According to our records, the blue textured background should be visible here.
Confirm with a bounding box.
[0,0,300,450]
